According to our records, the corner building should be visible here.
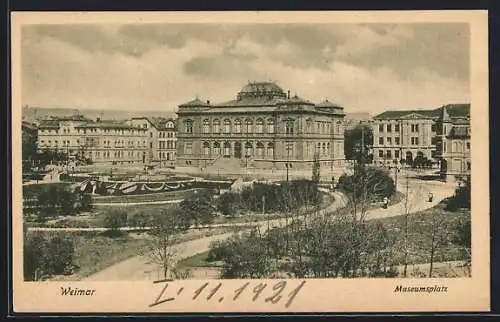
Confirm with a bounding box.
[175,81,346,171]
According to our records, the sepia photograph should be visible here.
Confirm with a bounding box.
[11,11,489,313]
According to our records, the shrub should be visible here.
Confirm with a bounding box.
[217,192,240,216]
[127,211,149,229]
[79,193,93,211]
[103,209,128,233]
[24,232,75,281]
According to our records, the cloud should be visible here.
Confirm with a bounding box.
[21,23,470,114]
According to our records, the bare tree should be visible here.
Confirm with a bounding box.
[397,171,424,277]
[146,209,186,280]
[428,210,450,277]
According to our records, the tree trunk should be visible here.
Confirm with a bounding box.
[429,232,436,278]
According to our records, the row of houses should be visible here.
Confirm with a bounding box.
[31,115,178,168]
[371,103,470,177]
[22,82,471,179]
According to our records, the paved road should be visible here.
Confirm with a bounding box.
[84,179,456,281]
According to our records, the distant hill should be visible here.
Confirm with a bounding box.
[345,112,372,121]
[22,106,176,123]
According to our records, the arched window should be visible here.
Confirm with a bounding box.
[267,119,275,134]
[223,119,231,134]
[245,119,253,133]
[256,119,264,133]
[306,119,312,133]
[213,142,221,155]
[203,119,210,134]
[223,141,231,156]
[322,143,326,155]
[327,142,330,155]
[321,123,325,134]
[245,142,253,156]
[184,119,193,134]
[213,119,220,133]
[202,142,210,156]
[267,142,274,158]
[234,119,242,133]
[285,120,294,135]
[336,121,342,134]
[316,142,321,154]
[256,142,265,157]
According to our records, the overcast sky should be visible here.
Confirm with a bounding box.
[21,23,470,114]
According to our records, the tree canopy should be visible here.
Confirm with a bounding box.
[344,123,374,163]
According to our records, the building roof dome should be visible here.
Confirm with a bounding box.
[316,99,342,109]
[179,97,211,107]
[237,81,287,100]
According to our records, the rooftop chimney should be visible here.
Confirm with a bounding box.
[96,117,101,122]
[207,100,210,105]
[287,90,291,99]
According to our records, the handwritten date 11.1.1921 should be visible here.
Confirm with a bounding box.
[150,280,307,309]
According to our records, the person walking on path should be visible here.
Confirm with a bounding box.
[428,192,434,202]
[382,196,389,209]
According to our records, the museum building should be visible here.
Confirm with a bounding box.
[175,81,346,171]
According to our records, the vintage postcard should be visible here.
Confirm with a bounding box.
[11,10,489,313]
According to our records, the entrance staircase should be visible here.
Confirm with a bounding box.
[204,157,243,175]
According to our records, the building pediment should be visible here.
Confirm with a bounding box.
[399,113,434,120]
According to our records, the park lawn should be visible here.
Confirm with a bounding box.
[69,232,151,280]
[374,202,470,266]
[176,251,222,270]
[47,225,252,281]
[92,189,198,204]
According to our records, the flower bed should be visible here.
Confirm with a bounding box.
[73,178,236,197]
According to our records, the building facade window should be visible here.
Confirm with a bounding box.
[245,119,253,133]
[202,142,210,155]
[285,120,294,135]
[256,119,264,133]
[395,124,400,132]
[223,119,231,134]
[386,150,392,158]
[234,119,242,133]
[256,142,264,157]
[379,124,384,132]
[203,119,210,134]
[395,137,400,145]
[379,137,384,145]
[395,150,400,159]
[223,142,231,156]
[387,137,392,145]
[267,119,275,134]
[387,124,392,132]
[213,142,221,155]
[213,119,220,133]
[245,142,253,156]
[379,150,384,157]
[267,142,274,158]
[184,143,193,155]
[184,120,193,134]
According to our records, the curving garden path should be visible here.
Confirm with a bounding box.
[83,177,456,281]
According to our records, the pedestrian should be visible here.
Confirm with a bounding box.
[428,192,434,202]
[383,196,389,209]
